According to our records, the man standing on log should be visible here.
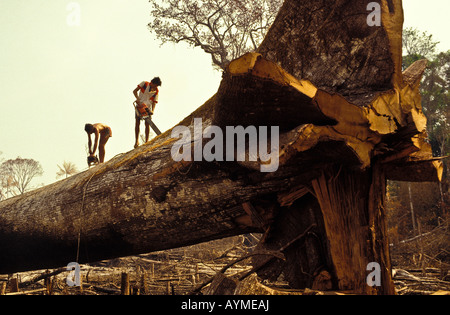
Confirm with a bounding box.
[133,77,162,148]
[84,123,112,165]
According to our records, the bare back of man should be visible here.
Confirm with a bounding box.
[85,123,112,164]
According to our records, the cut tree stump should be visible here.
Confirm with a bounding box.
[121,272,130,295]
[0,0,442,295]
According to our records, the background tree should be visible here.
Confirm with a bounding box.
[148,0,283,70]
[402,28,449,176]
[421,51,450,158]
[403,28,449,156]
[402,27,439,70]
[0,157,43,196]
[387,28,449,249]
[56,161,78,179]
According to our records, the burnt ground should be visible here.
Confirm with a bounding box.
[1,230,449,295]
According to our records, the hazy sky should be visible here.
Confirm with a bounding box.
[0,0,449,188]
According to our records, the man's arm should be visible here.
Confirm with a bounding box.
[91,129,100,155]
[133,86,140,104]
[87,133,93,154]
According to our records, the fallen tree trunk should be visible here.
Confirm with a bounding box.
[0,135,276,273]
[0,0,442,295]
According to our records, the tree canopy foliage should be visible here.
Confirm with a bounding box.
[148,0,282,70]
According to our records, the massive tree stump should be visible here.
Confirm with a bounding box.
[0,0,442,295]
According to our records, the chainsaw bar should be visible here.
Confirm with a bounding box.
[134,102,162,135]
[144,116,162,135]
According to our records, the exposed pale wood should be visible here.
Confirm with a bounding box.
[215,52,440,176]
[5,288,47,296]
[403,59,428,87]
[0,282,6,295]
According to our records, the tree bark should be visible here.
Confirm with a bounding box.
[0,0,442,295]
[311,165,394,294]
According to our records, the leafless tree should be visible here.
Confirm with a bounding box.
[56,161,79,179]
[148,0,283,70]
[0,157,43,196]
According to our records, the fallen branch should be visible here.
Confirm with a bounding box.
[190,224,316,294]
[189,250,283,294]
[19,267,67,288]
[237,224,317,281]
[5,288,47,296]
[391,225,448,246]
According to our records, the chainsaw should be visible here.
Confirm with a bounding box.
[133,101,162,135]
[87,155,99,167]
